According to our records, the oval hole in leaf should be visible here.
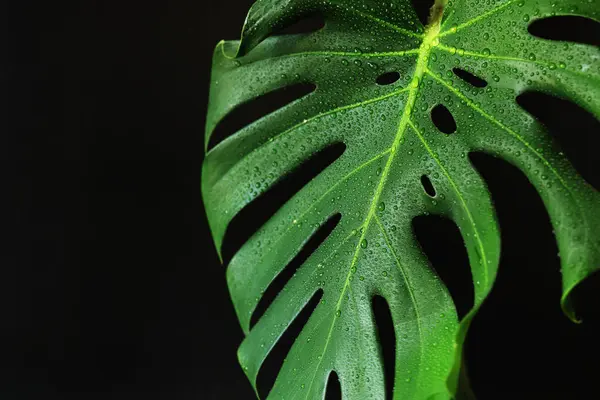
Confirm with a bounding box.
[325,371,342,400]
[208,82,316,151]
[250,213,341,329]
[452,68,488,88]
[466,152,580,397]
[376,71,401,86]
[372,295,395,399]
[275,13,326,35]
[412,215,473,321]
[528,16,600,47]
[257,290,323,399]
[517,91,600,191]
[420,175,436,197]
[431,104,457,134]
[410,0,435,27]
[221,143,346,265]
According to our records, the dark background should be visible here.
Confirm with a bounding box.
[2,1,599,399]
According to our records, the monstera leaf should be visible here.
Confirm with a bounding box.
[203,0,600,398]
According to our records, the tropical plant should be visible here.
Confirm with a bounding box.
[202,0,600,398]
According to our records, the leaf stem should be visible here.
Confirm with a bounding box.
[428,0,448,27]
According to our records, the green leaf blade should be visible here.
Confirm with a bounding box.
[203,0,600,398]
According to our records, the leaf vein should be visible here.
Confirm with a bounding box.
[439,0,519,37]
[426,69,570,189]
[435,44,600,83]
[374,214,424,391]
[340,6,424,39]
[408,120,488,287]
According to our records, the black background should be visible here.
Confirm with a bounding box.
[2,1,599,399]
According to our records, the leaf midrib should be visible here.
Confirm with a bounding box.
[302,23,443,399]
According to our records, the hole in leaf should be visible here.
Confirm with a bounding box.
[221,143,346,265]
[431,104,457,134]
[250,213,341,329]
[372,295,395,399]
[412,215,473,321]
[275,13,326,35]
[208,83,316,151]
[411,0,435,27]
[517,91,600,191]
[528,16,600,47]
[453,68,488,88]
[421,175,436,197]
[325,371,342,400]
[257,290,323,399]
[376,71,401,86]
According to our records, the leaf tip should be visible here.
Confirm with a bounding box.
[561,292,583,324]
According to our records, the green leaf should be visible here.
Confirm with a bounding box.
[203,0,600,398]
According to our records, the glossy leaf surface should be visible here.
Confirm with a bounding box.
[203,0,600,398]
